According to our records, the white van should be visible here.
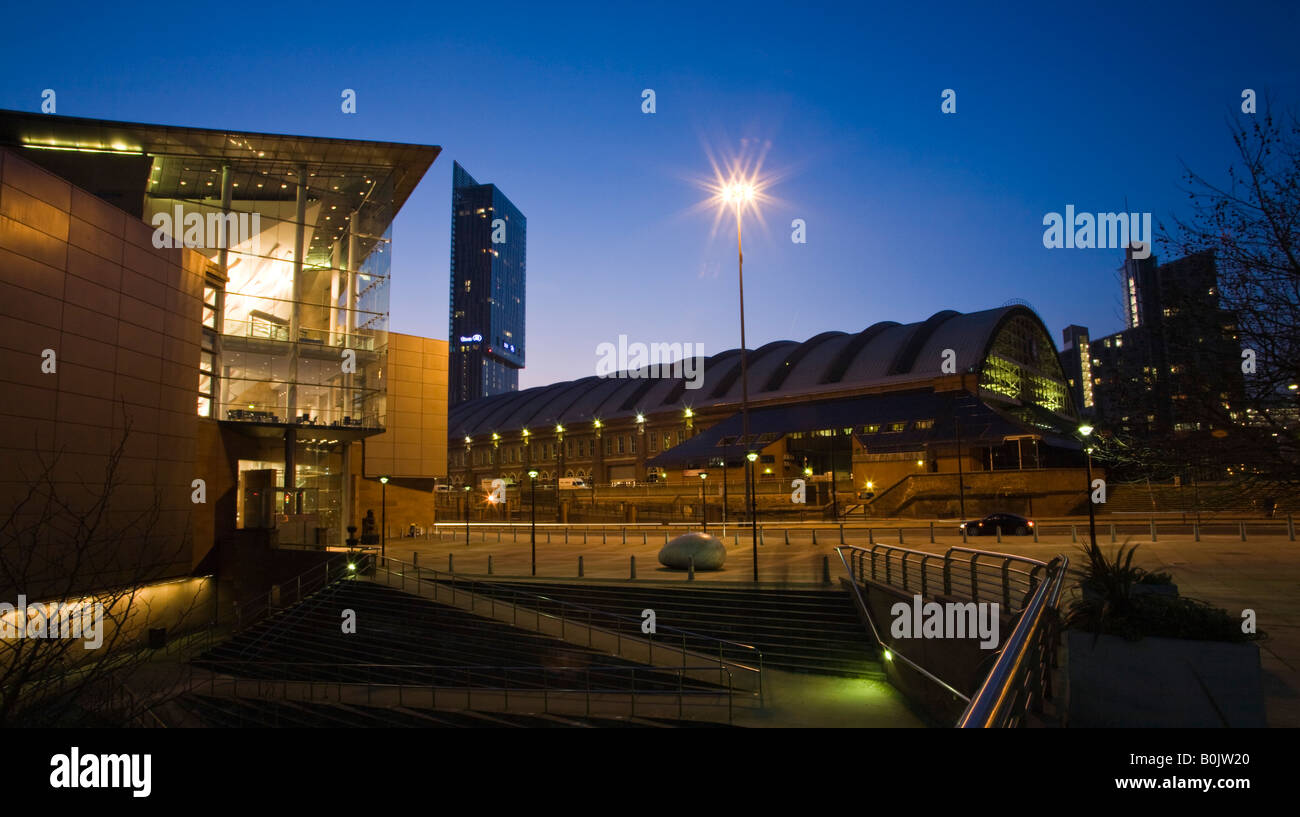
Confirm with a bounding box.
[558,477,588,489]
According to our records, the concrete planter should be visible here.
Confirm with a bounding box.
[1066,630,1265,727]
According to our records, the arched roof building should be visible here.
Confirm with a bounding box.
[450,305,1078,440]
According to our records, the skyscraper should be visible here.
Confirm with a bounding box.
[449,162,525,405]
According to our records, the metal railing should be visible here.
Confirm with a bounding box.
[836,542,1069,728]
[183,661,738,725]
[845,543,1051,615]
[957,553,1068,728]
[371,557,763,701]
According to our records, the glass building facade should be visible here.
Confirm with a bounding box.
[0,111,439,545]
[449,161,525,406]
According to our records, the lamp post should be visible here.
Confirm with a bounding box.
[1079,424,1098,548]
[378,475,389,561]
[721,455,729,535]
[463,484,471,547]
[555,425,565,522]
[699,471,709,532]
[528,469,539,576]
[746,451,758,576]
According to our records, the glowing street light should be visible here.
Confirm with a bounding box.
[463,484,471,547]
[699,471,709,531]
[705,158,773,583]
[1078,424,1097,548]
[528,469,539,576]
[378,475,389,561]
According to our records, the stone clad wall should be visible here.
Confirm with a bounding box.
[0,147,205,597]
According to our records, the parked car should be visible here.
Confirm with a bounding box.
[958,513,1034,536]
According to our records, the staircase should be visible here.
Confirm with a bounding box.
[461,582,884,679]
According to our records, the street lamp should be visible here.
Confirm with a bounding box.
[712,172,766,582]
[746,450,759,574]
[721,455,729,535]
[463,484,471,547]
[699,471,709,532]
[1079,424,1098,548]
[528,469,539,576]
[378,475,389,561]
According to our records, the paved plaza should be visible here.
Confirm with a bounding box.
[380,517,1300,727]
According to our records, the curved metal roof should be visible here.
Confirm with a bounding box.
[448,305,1058,437]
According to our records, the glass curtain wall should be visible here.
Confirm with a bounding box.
[143,157,396,544]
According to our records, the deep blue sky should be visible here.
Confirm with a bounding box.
[3,1,1297,388]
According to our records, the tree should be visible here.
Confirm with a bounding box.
[0,412,206,726]
[1100,104,1300,498]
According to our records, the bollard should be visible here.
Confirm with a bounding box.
[1193,523,1200,542]
[1150,519,1157,542]
[962,526,968,543]
[929,521,935,544]
[761,528,767,546]
[839,525,845,545]
[583,529,588,544]
[448,554,454,573]
[413,552,418,569]
[514,528,518,543]
[688,557,695,582]
[565,528,569,544]
[868,528,873,545]
[578,556,584,578]
[642,532,648,545]
[784,529,790,545]
[630,555,636,580]
[488,555,493,575]
[665,532,669,545]
[1110,523,1116,544]
[497,529,502,543]
[812,528,818,545]
[898,527,904,545]
[547,530,551,543]
[622,527,627,545]
[1289,513,1296,542]
[1071,525,1077,543]
[734,533,740,547]
[1240,521,1247,542]
[1032,524,1038,543]
[822,555,831,585]
[996,526,1002,544]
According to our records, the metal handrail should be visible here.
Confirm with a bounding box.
[836,542,1069,728]
[184,661,739,725]
[957,554,1068,728]
[376,557,764,692]
[833,547,971,703]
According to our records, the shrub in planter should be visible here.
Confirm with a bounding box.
[1065,542,1265,727]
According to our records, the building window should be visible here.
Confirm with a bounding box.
[663,431,674,448]
[888,422,906,432]
[197,350,214,417]
[605,437,612,456]
[862,424,879,434]
[649,430,658,451]
[915,419,934,430]
[617,436,625,455]
[202,285,218,330]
